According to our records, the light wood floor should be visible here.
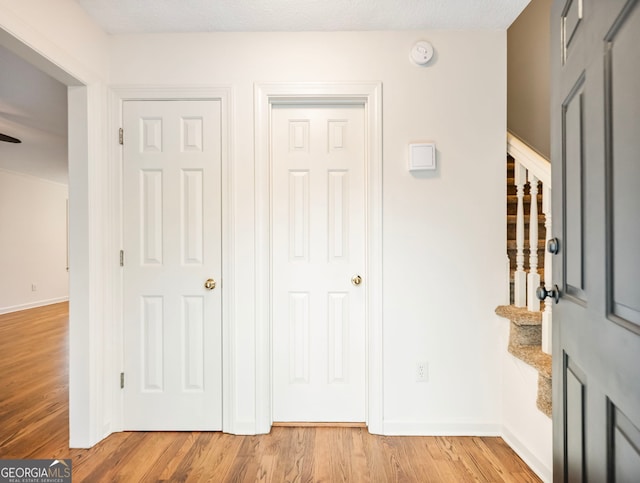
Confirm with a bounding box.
[0,303,541,482]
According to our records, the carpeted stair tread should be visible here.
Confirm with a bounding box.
[507,343,551,379]
[496,305,542,326]
[497,304,552,419]
[537,375,552,417]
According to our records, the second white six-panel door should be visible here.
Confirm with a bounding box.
[271,104,366,422]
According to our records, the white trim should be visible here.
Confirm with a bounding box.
[0,12,94,86]
[105,87,122,439]
[254,82,383,434]
[507,131,551,187]
[231,421,260,435]
[383,421,501,436]
[109,86,235,433]
[0,297,69,315]
[0,3,108,450]
[68,84,108,448]
[502,425,552,483]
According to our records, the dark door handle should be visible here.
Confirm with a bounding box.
[536,284,560,304]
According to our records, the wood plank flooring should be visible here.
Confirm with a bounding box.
[0,303,542,482]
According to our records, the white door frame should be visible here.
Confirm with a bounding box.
[109,86,234,433]
[0,25,104,448]
[254,82,383,434]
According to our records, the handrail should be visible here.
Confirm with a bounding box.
[506,131,553,354]
[507,131,551,187]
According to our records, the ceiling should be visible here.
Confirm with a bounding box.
[0,1,529,186]
[0,45,68,185]
[75,0,530,32]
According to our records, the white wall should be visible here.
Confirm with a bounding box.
[508,0,552,159]
[0,170,68,313]
[500,328,553,481]
[110,30,508,434]
[0,6,552,474]
[0,0,109,85]
[0,0,111,448]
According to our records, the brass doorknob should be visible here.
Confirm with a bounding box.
[351,275,362,286]
[204,278,216,290]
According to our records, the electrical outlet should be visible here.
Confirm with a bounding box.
[31,283,37,292]
[416,362,429,382]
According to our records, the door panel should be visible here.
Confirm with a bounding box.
[564,354,586,482]
[552,0,640,480]
[608,403,640,481]
[562,75,586,301]
[271,105,366,422]
[605,1,640,329]
[123,99,222,430]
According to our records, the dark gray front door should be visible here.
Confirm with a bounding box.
[551,0,640,480]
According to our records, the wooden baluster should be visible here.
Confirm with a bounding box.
[527,174,540,311]
[542,184,552,354]
[514,162,527,307]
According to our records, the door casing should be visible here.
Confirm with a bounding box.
[254,83,383,434]
[110,86,234,433]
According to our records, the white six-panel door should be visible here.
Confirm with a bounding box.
[271,105,366,422]
[122,100,222,430]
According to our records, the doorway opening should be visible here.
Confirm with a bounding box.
[0,27,94,447]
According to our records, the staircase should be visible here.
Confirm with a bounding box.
[506,154,546,303]
[496,305,551,416]
[497,134,552,418]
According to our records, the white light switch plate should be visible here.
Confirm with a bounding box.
[409,143,436,171]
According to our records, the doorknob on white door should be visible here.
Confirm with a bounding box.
[204,278,216,290]
[351,275,362,286]
[536,284,559,304]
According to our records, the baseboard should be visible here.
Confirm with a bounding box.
[501,425,552,482]
[382,421,501,436]
[0,297,69,315]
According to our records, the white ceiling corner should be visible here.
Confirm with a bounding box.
[75,0,530,33]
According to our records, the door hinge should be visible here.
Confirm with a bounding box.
[120,250,124,267]
[119,128,123,145]
[120,372,125,389]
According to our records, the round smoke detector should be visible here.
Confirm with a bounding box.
[410,41,434,66]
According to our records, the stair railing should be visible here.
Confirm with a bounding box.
[507,132,552,354]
